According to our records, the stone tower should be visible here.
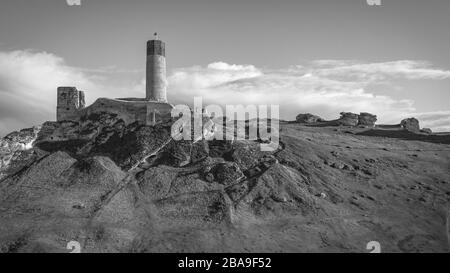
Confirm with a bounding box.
[146,33,167,102]
[56,87,85,121]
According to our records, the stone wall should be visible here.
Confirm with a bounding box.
[57,87,86,121]
[56,87,173,126]
[78,98,173,126]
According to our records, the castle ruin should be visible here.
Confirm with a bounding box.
[56,87,86,121]
[56,34,173,125]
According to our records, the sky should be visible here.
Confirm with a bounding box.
[0,0,450,136]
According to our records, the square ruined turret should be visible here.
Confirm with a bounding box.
[56,87,86,121]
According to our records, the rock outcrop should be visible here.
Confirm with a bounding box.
[33,112,173,170]
[0,126,41,179]
[337,112,359,126]
[212,162,245,186]
[401,118,420,132]
[358,112,377,127]
[420,128,433,134]
[0,110,449,253]
[296,113,324,124]
[295,112,378,128]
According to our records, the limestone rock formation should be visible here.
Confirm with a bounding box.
[212,162,245,186]
[235,163,316,217]
[358,112,377,127]
[337,112,359,126]
[401,118,420,132]
[0,126,41,179]
[0,110,449,253]
[296,113,324,124]
[229,141,267,171]
[33,112,173,170]
[421,128,433,134]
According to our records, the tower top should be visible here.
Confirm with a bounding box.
[147,39,165,56]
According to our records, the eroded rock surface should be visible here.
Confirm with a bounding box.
[296,113,324,124]
[358,112,377,127]
[0,113,449,253]
[338,112,359,126]
[0,127,41,179]
[401,118,421,132]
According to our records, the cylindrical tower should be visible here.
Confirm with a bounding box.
[146,36,167,102]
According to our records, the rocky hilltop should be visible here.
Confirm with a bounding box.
[0,112,449,253]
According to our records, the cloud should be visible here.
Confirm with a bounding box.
[311,60,450,82]
[411,111,450,132]
[0,49,144,136]
[169,62,262,90]
[77,65,143,74]
[0,50,94,135]
[168,60,450,128]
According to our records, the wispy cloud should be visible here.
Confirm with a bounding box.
[168,60,450,129]
[411,111,450,132]
[0,49,94,135]
[311,60,450,81]
[77,65,143,74]
[0,49,143,136]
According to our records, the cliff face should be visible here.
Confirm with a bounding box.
[0,113,449,253]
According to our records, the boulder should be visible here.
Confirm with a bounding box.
[400,118,420,132]
[337,112,359,126]
[204,172,215,182]
[160,140,192,167]
[138,166,178,200]
[236,163,316,217]
[212,162,244,186]
[35,113,174,170]
[190,140,210,164]
[420,128,432,134]
[296,113,324,124]
[358,112,377,127]
[230,141,268,171]
[1,126,41,179]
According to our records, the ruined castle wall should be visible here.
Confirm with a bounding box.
[78,98,147,124]
[77,98,173,125]
[57,87,85,121]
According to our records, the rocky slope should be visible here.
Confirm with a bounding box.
[0,113,449,253]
